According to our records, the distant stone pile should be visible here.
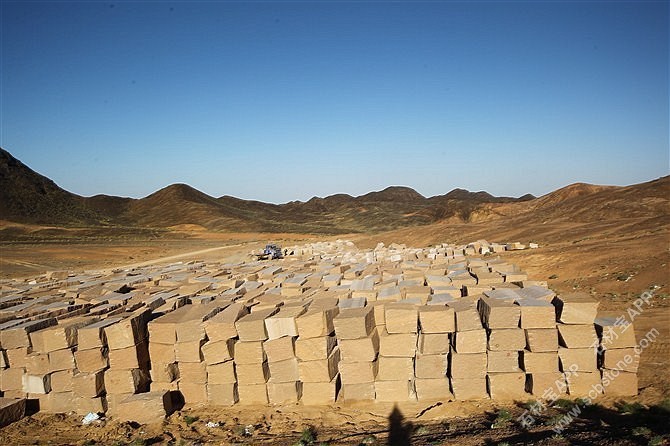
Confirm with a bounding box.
[0,240,637,424]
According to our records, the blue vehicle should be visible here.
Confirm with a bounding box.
[256,243,283,260]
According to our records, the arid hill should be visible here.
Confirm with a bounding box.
[0,147,534,234]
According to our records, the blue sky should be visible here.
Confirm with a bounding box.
[1,1,668,203]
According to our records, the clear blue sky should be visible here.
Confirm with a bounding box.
[1,1,668,203]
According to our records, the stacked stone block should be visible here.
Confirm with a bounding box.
[0,239,640,426]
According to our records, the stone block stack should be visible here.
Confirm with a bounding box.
[516,295,563,397]
[203,302,248,406]
[234,307,278,404]
[478,296,526,399]
[264,303,308,404]
[595,317,638,396]
[104,309,152,413]
[375,303,418,402]
[415,304,454,400]
[295,299,340,405]
[448,299,488,400]
[554,293,601,396]
[0,239,640,426]
[334,306,377,402]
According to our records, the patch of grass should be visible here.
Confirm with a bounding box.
[491,408,512,428]
[522,400,538,410]
[129,439,147,446]
[633,426,653,437]
[648,436,665,446]
[358,434,378,445]
[549,274,559,280]
[545,414,566,427]
[616,401,645,415]
[183,415,199,426]
[656,399,670,413]
[413,425,429,436]
[552,398,574,410]
[296,425,317,445]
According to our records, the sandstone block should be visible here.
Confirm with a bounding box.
[341,382,375,401]
[375,380,414,402]
[203,302,249,342]
[236,362,269,385]
[105,368,150,394]
[452,329,487,354]
[235,307,279,341]
[339,360,377,384]
[516,299,555,329]
[527,372,566,396]
[108,341,150,370]
[595,317,637,349]
[487,372,527,399]
[265,305,307,340]
[417,333,450,355]
[558,347,597,371]
[267,381,301,404]
[0,397,26,427]
[267,358,300,383]
[299,348,340,383]
[333,307,375,340]
[487,351,521,373]
[602,370,637,396]
[448,301,482,331]
[450,377,487,400]
[385,303,418,333]
[449,352,486,379]
[521,351,559,373]
[115,391,174,424]
[72,370,105,398]
[378,330,417,357]
[525,328,559,352]
[263,336,296,363]
[201,339,235,365]
[301,378,339,405]
[178,361,207,384]
[339,329,379,362]
[48,348,76,372]
[565,371,601,396]
[179,381,208,405]
[553,293,599,324]
[296,306,339,339]
[414,378,453,401]
[237,383,268,405]
[414,353,447,379]
[418,305,456,333]
[488,329,525,351]
[75,347,108,373]
[234,340,266,365]
[377,356,414,381]
[207,360,236,385]
[22,373,51,394]
[78,318,123,350]
[50,369,74,392]
[295,335,337,361]
[601,348,639,372]
[478,297,520,329]
[207,383,238,406]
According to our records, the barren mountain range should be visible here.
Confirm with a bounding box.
[1,147,668,235]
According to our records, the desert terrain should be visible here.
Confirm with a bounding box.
[0,148,668,445]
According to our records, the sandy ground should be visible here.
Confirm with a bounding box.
[0,221,668,445]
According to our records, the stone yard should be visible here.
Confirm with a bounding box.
[0,240,638,425]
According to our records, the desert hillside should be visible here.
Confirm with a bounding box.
[1,148,536,234]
